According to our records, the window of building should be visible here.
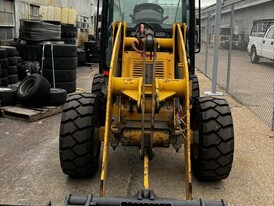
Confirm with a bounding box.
[30,4,40,19]
[0,0,15,40]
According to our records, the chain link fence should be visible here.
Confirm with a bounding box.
[195,0,274,130]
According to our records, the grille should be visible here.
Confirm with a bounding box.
[132,60,165,78]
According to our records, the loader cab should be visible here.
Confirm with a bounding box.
[98,0,200,75]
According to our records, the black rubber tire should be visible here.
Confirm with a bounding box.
[17,63,22,70]
[46,88,67,106]
[8,66,18,75]
[0,58,9,68]
[24,62,33,73]
[17,63,27,81]
[43,44,77,57]
[1,78,8,86]
[50,81,76,94]
[8,57,18,66]
[1,69,8,78]
[191,75,200,105]
[44,57,77,70]
[17,57,23,63]
[91,73,106,126]
[0,49,7,58]
[59,93,101,177]
[65,39,76,45]
[19,20,61,42]
[0,46,17,57]
[0,87,17,106]
[16,74,50,106]
[17,44,41,61]
[250,47,260,63]
[8,74,19,84]
[43,69,76,82]
[30,61,40,74]
[191,97,234,181]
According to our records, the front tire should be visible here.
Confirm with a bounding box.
[250,47,260,63]
[59,93,101,177]
[191,97,234,181]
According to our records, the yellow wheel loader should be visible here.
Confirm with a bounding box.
[59,0,234,205]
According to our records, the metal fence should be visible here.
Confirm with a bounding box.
[195,0,274,130]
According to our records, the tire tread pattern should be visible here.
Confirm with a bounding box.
[59,93,100,177]
[192,97,234,181]
[91,74,106,126]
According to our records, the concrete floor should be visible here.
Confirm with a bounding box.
[0,67,273,206]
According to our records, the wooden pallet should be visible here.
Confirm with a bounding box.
[0,105,62,122]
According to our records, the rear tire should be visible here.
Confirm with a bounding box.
[191,75,200,105]
[91,73,106,126]
[59,93,101,177]
[191,97,234,181]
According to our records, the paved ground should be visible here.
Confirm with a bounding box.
[196,46,274,128]
[0,67,273,206]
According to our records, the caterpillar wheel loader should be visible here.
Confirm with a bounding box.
[59,0,234,205]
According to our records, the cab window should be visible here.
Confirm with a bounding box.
[266,28,274,39]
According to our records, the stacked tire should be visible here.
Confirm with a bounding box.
[0,86,17,106]
[16,44,41,62]
[61,25,77,45]
[0,48,8,86]
[5,46,19,85]
[85,41,101,63]
[19,20,61,42]
[42,44,77,93]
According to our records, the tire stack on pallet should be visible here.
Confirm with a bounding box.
[61,25,77,45]
[42,44,77,93]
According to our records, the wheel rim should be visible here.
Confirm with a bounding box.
[20,77,35,95]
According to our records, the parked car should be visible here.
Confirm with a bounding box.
[248,19,274,63]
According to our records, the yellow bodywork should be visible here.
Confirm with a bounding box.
[100,22,192,200]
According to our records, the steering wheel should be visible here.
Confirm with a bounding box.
[135,22,156,34]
